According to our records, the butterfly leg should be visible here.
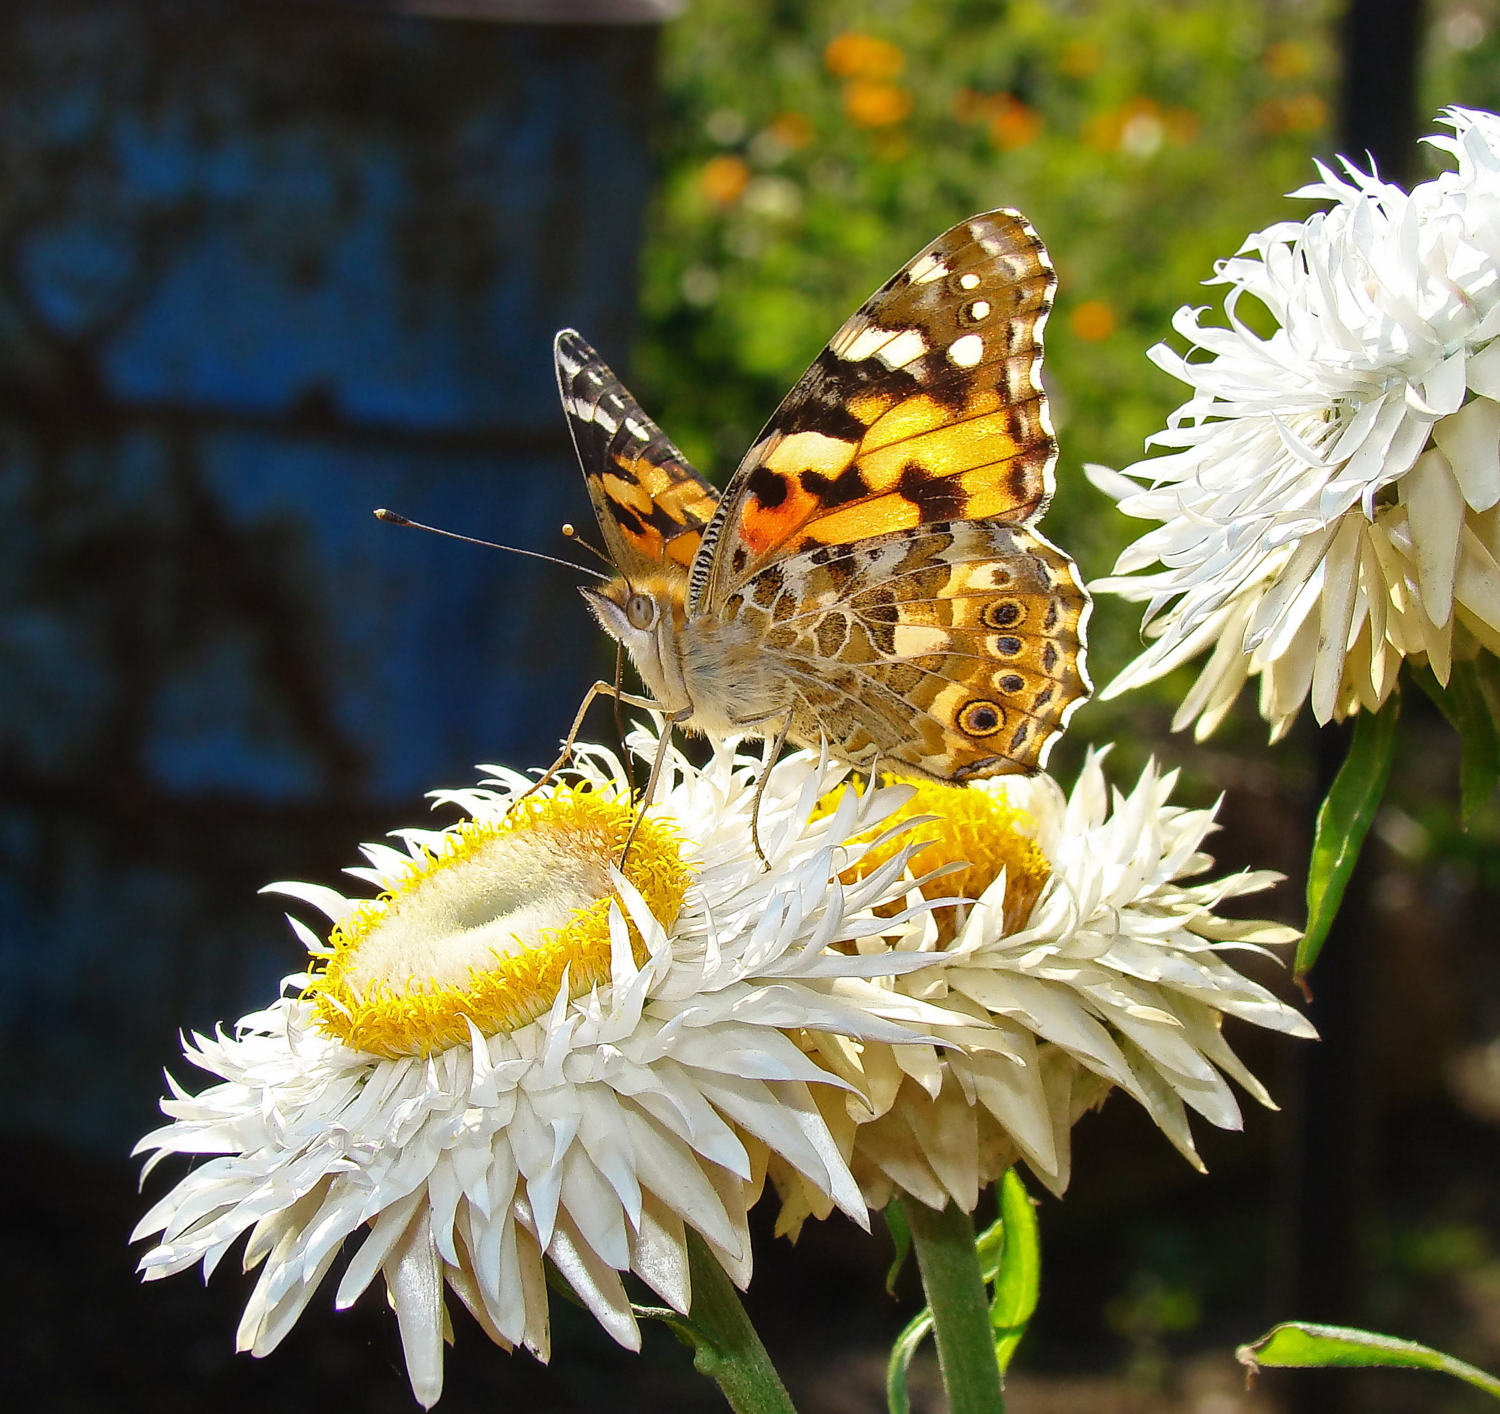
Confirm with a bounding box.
[746,713,793,868]
[617,703,694,867]
[514,680,667,811]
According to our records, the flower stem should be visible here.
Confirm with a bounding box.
[901,1197,1005,1414]
[639,1229,799,1414]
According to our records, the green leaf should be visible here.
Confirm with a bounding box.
[1237,1321,1500,1400]
[989,1169,1041,1374]
[885,1307,935,1414]
[1299,695,1401,978]
[883,1199,913,1297]
[1417,659,1500,827]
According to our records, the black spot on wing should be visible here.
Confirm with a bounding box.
[800,461,870,509]
[765,348,921,444]
[745,466,790,509]
[896,461,968,520]
[610,502,648,538]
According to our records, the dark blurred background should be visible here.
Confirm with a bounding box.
[4,1,1500,1411]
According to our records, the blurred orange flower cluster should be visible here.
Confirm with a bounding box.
[1254,92,1328,135]
[1069,299,1116,342]
[953,89,1043,150]
[699,153,751,205]
[1083,96,1198,156]
[1256,38,1327,135]
[766,111,815,151]
[825,32,912,128]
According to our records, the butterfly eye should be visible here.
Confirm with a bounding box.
[626,593,658,631]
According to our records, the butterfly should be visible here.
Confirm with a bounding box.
[552,208,1090,803]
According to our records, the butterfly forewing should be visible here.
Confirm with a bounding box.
[555,329,720,578]
[689,210,1057,614]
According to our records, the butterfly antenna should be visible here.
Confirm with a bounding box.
[560,523,617,571]
[374,509,609,581]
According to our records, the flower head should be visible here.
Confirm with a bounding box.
[1091,107,1500,739]
[133,732,957,1407]
[778,753,1314,1224]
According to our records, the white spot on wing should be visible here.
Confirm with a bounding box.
[840,325,897,362]
[563,395,618,434]
[948,334,985,367]
[908,253,949,284]
[958,272,981,290]
[969,300,991,320]
[838,326,928,368]
[892,623,950,658]
[875,329,928,368]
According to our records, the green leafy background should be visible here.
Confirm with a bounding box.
[629,2,1500,1403]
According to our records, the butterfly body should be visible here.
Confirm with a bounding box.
[558,209,1090,783]
[582,572,791,740]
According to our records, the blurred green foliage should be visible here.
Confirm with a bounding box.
[635,0,1339,742]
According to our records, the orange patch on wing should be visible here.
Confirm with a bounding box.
[739,476,824,556]
[799,493,922,544]
[952,462,1037,519]
[856,412,1020,486]
[860,394,977,456]
[619,458,717,523]
[848,389,900,425]
[603,468,654,513]
[665,530,702,567]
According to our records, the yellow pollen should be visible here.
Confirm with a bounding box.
[831,778,1050,941]
[305,788,691,1058]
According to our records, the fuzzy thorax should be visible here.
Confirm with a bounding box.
[581,573,793,738]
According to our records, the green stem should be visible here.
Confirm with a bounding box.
[901,1198,1005,1414]
[639,1229,799,1414]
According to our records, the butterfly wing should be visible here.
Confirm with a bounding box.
[721,521,1090,779]
[688,210,1058,614]
[555,329,719,578]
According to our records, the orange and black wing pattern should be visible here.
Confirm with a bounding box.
[689,211,1056,613]
[555,330,719,579]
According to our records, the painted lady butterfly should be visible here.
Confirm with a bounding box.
[554,208,1090,788]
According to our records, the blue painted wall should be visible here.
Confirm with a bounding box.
[0,1,662,1147]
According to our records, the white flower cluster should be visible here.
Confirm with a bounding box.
[134,738,955,1408]
[813,756,1312,1218]
[1091,107,1500,739]
[134,737,1311,1406]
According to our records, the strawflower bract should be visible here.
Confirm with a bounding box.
[1091,107,1500,740]
[133,731,962,1407]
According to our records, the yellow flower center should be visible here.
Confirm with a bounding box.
[837,778,1050,941]
[306,788,691,1058]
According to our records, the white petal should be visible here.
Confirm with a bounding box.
[384,1209,446,1410]
[1402,447,1466,626]
[1433,396,1500,511]
[1311,515,1363,722]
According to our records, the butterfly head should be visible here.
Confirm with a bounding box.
[579,574,690,710]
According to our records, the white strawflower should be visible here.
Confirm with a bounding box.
[133,731,960,1407]
[1091,106,1500,740]
[777,753,1314,1226]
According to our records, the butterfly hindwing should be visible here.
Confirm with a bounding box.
[555,329,719,578]
[690,210,1056,613]
[719,521,1089,778]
